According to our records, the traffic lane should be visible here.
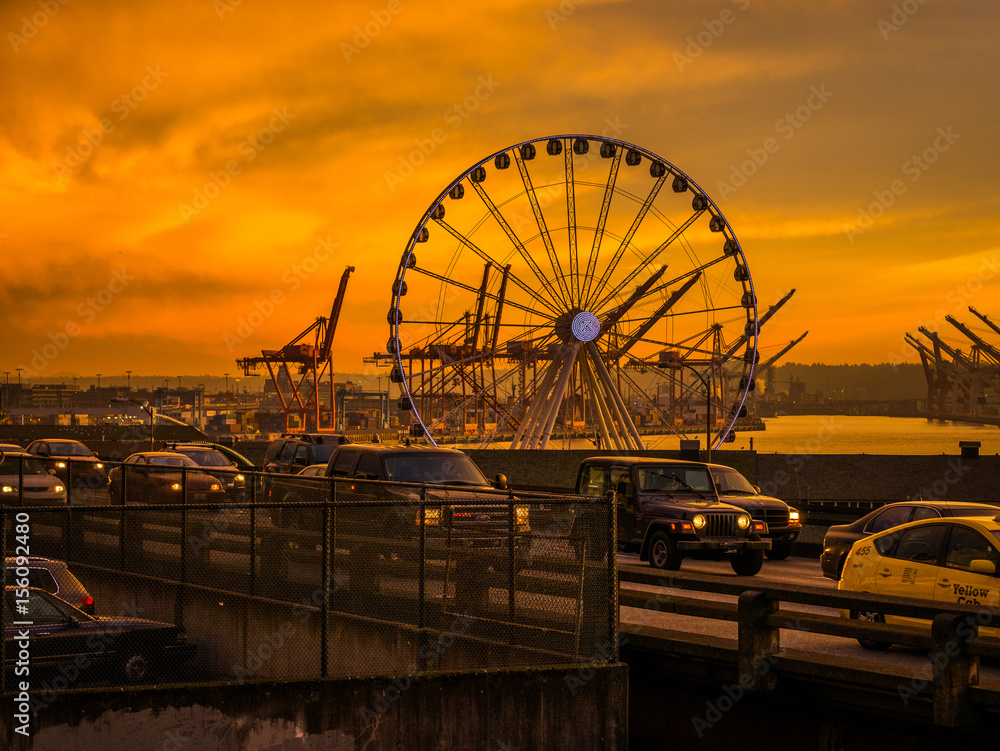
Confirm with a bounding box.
[619,552,834,590]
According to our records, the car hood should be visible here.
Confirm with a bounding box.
[714,493,788,512]
[0,474,62,490]
[638,493,746,512]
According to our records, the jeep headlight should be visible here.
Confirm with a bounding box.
[420,508,441,526]
[95,463,104,470]
[692,514,706,530]
[737,515,751,529]
[210,483,221,492]
[56,461,67,469]
[235,474,246,483]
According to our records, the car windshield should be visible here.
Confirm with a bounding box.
[311,444,336,464]
[46,442,94,457]
[0,455,49,475]
[147,455,199,467]
[636,466,713,493]
[178,450,232,467]
[710,467,757,495]
[383,453,488,485]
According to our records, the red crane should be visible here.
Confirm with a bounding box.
[237,266,354,431]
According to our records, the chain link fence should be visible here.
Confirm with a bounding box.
[2,462,616,694]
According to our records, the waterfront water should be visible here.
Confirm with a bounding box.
[685,415,999,455]
[465,415,1000,455]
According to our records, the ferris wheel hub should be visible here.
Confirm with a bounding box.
[571,311,601,343]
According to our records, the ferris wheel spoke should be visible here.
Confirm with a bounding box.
[649,253,734,296]
[590,208,704,314]
[581,147,623,307]
[582,171,668,311]
[407,265,556,322]
[564,146,579,306]
[613,271,703,359]
[510,148,574,306]
[469,179,572,311]
[432,217,562,316]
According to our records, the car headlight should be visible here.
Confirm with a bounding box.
[515,504,530,527]
[54,485,65,493]
[95,463,104,470]
[170,482,182,491]
[210,483,221,492]
[737,515,751,529]
[1,485,14,493]
[692,514,707,530]
[420,508,441,526]
[56,461,67,469]
[235,474,245,483]
[789,508,800,523]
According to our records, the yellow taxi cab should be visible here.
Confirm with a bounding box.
[837,514,1000,649]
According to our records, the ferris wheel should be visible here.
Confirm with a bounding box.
[383,134,758,450]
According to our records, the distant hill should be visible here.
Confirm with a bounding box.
[766,363,927,401]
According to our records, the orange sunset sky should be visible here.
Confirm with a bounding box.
[1,0,998,379]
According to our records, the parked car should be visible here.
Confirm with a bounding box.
[270,444,531,567]
[24,438,108,490]
[262,433,349,476]
[706,463,801,560]
[0,442,25,453]
[161,440,256,472]
[3,587,194,682]
[4,556,94,615]
[159,442,249,494]
[574,457,770,575]
[0,452,67,505]
[820,500,1000,580]
[108,452,226,504]
[837,514,1000,649]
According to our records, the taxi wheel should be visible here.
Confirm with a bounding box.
[765,540,792,561]
[649,532,682,571]
[731,549,764,576]
[852,609,891,651]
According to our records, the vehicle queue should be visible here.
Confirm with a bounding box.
[2,431,999,686]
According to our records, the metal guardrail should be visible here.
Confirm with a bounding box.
[619,568,1000,727]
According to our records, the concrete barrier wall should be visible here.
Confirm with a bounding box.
[3,665,628,751]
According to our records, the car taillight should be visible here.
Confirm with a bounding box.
[80,596,95,614]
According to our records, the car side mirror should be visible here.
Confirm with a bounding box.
[752,485,761,494]
[49,469,58,476]
[493,474,507,490]
[67,616,80,628]
[970,559,997,576]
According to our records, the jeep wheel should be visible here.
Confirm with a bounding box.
[765,540,792,561]
[852,609,891,651]
[648,531,682,571]
[731,549,764,576]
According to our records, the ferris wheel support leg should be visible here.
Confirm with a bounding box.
[511,348,564,449]
[587,343,646,451]
[524,346,571,449]
[580,352,623,452]
[539,344,580,450]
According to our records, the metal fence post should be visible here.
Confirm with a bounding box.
[932,613,979,727]
[1,508,7,694]
[321,475,333,678]
[418,485,426,630]
[737,590,779,691]
[607,490,619,661]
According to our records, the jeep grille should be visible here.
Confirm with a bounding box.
[704,512,740,537]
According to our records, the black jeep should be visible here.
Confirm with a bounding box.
[575,457,769,576]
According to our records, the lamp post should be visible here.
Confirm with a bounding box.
[126,370,132,395]
[111,397,156,450]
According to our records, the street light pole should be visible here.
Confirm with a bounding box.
[679,363,712,463]
[111,397,155,450]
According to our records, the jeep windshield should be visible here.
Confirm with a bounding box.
[383,453,489,486]
[710,466,757,495]
[636,466,712,494]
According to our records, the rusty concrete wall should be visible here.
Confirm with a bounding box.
[2,666,628,751]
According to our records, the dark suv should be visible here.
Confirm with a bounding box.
[575,457,770,575]
[706,463,801,560]
[270,444,531,568]
[262,433,350,475]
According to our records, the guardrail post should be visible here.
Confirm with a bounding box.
[737,590,779,691]
[931,613,978,727]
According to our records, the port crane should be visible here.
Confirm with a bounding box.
[237,266,354,431]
